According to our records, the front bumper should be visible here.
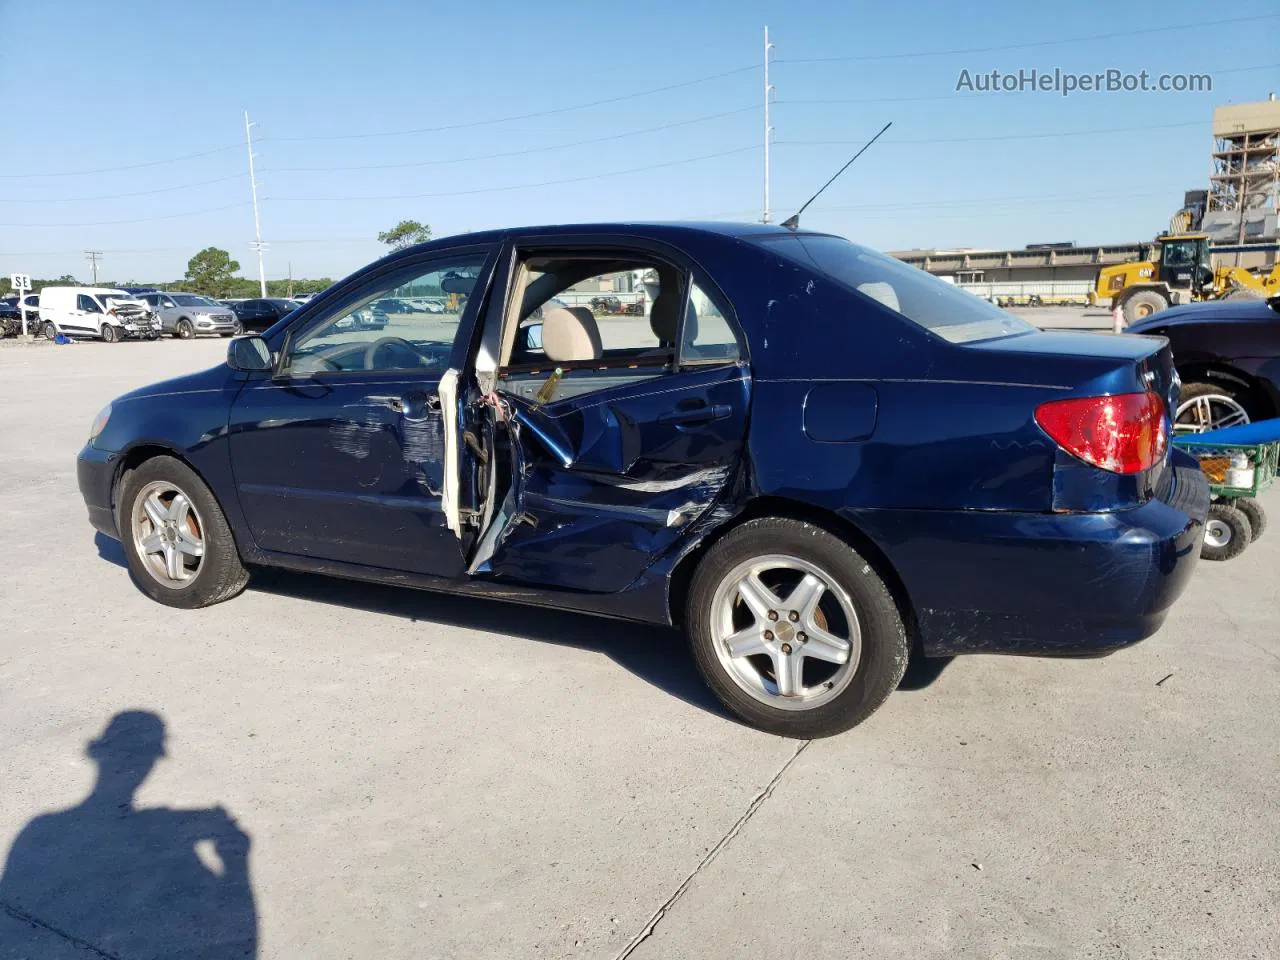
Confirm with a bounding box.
[194,315,238,334]
[850,451,1210,657]
[77,444,120,539]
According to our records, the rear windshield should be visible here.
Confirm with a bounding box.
[758,234,1033,344]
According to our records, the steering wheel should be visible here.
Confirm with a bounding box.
[363,336,434,371]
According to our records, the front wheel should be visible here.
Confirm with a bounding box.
[42,321,57,340]
[686,518,908,738]
[118,455,249,608]
[1201,503,1252,562]
[176,318,195,339]
[101,324,119,343]
[1121,290,1168,325]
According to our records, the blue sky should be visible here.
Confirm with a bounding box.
[1,0,1275,283]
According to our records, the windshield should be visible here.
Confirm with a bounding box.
[171,294,217,307]
[758,234,1034,344]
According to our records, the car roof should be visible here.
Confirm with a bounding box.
[400,220,834,251]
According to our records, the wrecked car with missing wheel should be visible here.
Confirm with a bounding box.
[77,223,1209,737]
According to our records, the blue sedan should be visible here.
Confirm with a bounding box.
[77,223,1209,737]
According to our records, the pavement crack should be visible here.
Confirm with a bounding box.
[1,899,126,960]
[612,739,811,960]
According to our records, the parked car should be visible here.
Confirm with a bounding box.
[1127,296,1280,434]
[0,296,22,337]
[77,223,1208,738]
[38,287,160,342]
[139,292,239,338]
[228,298,298,333]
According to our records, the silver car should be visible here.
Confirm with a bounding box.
[140,292,240,338]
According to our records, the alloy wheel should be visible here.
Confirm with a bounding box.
[1174,393,1250,434]
[710,554,861,711]
[130,480,205,587]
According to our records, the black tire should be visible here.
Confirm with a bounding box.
[117,455,249,608]
[1176,381,1255,433]
[685,518,909,738]
[176,318,195,339]
[101,324,119,343]
[1236,497,1267,542]
[42,321,57,340]
[1201,503,1252,562]
[1121,289,1168,325]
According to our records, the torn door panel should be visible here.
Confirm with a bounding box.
[466,368,749,594]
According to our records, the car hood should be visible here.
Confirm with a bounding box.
[1129,298,1279,332]
[114,363,234,406]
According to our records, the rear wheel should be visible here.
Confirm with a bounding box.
[1236,497,1267,542]
[1121,290,1168,325]
[118,455,248,608]
[101,324,119,343]
[176,318,195,339]
[1175,381,1253,434]
[1201,503,1252,561]
[686,518,908,738]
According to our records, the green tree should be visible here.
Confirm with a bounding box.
[377,220,432,251]
[184,247,240,297]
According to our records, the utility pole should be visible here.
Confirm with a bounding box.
[244,110,267,297]
[762,26,775,224]
[84,250,102,285]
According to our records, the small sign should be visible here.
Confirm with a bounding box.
[10,273,31,292]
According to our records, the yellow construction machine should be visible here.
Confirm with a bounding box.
[1090,233,1280,324]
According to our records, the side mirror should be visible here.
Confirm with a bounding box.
[227,335,273,372]
[525,322,543,350]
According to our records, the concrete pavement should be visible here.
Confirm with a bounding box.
[0,338,1275,959]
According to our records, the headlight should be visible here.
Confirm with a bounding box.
[89,403,112,441]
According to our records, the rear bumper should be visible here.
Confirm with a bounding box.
[77,444,120,539]
[849,452,1210,657]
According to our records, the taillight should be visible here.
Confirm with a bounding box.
[1034,392,1167,475]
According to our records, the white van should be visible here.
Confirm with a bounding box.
[36,287,161,342]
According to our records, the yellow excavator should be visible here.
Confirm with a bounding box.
[1090,233,1280,324]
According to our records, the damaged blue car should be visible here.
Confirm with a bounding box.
[78,223,1209,736]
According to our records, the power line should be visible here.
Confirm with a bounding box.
[0,201,252,229]
[271,145,758,202]
[268,106,758,173]
[773,15,1280,64]
[259,65,758,144]
[0,144,242,181]
[779,119,1203,146]
[0,174,245,204]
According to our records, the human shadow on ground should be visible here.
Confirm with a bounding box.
[0,711,257,959]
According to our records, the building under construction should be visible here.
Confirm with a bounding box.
[894,96,1279,294]
[1199,98,1280,246]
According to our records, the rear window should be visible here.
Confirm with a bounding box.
[759,234,1033,344]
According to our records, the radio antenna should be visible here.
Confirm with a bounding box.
[781,121,892,230]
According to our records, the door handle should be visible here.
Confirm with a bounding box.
[384,392,440,419]
[658,403,731,425]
